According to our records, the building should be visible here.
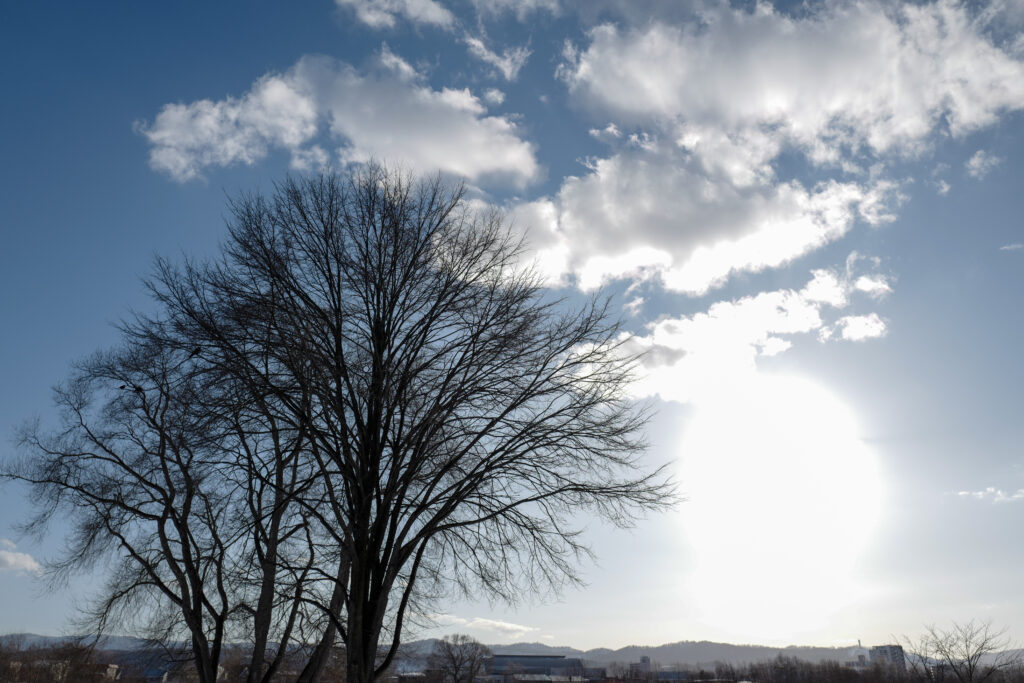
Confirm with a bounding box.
[485,655,588,683]
[629,657,652,678]
[841,641,907,673]
[842,641,871,670]
[870,644,907,672]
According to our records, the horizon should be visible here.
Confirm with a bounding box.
[3,0,1024,655]
[0,631,916,653]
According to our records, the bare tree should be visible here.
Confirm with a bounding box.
[8,342,234,683]
[7,331,315,682]
[428,634,492,683]
[903,630,948,682]
[904,621,1020,683]
[154,167,674,683]
[7,166,673,683]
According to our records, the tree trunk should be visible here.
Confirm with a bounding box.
[296,554,351,683]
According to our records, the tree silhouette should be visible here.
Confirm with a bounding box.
[8,166,673,683]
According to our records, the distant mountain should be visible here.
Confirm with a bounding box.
[0,633,873,669]
[490,642,585,657]
[0,633,156,651]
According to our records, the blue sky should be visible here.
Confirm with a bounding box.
[2,0,1024,650]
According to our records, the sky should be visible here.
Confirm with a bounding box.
[2,0,1024,652]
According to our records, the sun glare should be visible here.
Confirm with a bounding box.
[678,373,882,643]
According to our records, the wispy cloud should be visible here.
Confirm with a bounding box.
[966,150,1003,179]
[464,35,531,81]
[433,613,537,638]
[334,0,455,29]
[1000,243,1023,251]
[623,261,890,404]
[957,487,1024,503]
[0,539,42,574]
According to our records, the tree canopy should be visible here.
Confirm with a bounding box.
[7,166,673,683]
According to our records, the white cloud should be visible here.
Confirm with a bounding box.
[624,264,888,404]
[536,0,1024,296]
[966,149,1003,179]
[378,43,420,81]
[854,274,893,298]
[483,88,506,106]
[335,0,455,29]
[139,53,539,186]
[561,3,1024,164]
[335,0,561,29]
[464,35,531,81]
[833,312,888,341]
[289,145,330,172]
[803,268,850,307]
[623,296,644,316]
[957,487,1024,503]
[138,73,320,183]
[1000,242,1024,251]
[588,123,621,142]
[434,614,537,638]
[0,540,42,574]
[471,0,560,20]
[513,146,899,294]
[627,286,821,404]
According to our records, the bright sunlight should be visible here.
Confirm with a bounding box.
[679,373,882,643]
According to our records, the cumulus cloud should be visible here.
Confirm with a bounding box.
[854,274,893,298]
[966,149,1003,179]
[139,52,539,185]
[623,263,888,404]
[561,2,1024,164]
[464,36,531,81]
[335,0,455,29]
[434,613,537,638]
[957,487,1024,503]
[0,539,42,574]
[483,88,506,105]
[530,0,1024,296]
[512,145,899,293]
[832,312,888,341]
[138,73,320,183]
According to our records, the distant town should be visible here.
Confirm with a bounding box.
[0,635,938,683]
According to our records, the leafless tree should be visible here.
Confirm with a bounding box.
[8,342,235,683]
[904,621,1020,683]
[7,332,315,682]
[428,634,492,683]
[154,166,674,683]
[7,166,673,683]
[904,630,948,682]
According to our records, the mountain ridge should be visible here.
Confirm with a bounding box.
[0,633,882,667]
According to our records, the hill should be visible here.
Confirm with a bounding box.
[1,633,871,669]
